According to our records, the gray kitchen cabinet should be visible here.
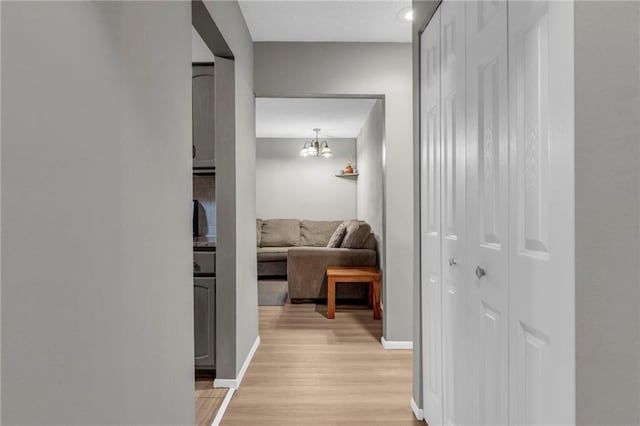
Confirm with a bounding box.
[192,64,215,169]
[194,276,215,369]
[194,247,216,371]
[193,251,216,275]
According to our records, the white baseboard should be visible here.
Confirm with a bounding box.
[214,335,260,389]
[411,397,424,421]
[211,388,235,426]
[381,336,413,350]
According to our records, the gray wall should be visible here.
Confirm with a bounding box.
[1,2,194,424]
[202,0,259,378]
[256,138,357,220]
[356,100,384,237]
[0,2,3,419]
[355,99,384,275]
[575,2,640,424]
[254,42,413,342]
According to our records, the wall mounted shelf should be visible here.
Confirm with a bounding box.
[335,173,359,178]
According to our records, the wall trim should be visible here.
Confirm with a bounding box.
[211,388,235,426]
[381,336,413,350]
[411,397,424,421]
[214,336,260,389]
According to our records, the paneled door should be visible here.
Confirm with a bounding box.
[508,2,575,424]
[439,2,468,425]
[465,0,509,424]
[420,8,443,426]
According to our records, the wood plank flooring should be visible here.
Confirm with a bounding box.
[221,302,422,425]
[195,378,227,425]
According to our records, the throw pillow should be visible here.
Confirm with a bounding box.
[340,220,372,249]
[326,222,348,248]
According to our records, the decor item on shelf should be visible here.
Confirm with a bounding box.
[299,128,333,158]
[343,161,354,174]
[336,161,359,178]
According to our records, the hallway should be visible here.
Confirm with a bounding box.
[221,303,420,425]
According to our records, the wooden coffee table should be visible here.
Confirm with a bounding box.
[326,266,381,320]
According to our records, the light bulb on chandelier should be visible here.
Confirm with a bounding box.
[299,128,332,158]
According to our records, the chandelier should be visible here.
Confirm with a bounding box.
[300,128,333,158]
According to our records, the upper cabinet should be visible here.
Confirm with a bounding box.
[193,64,215,170]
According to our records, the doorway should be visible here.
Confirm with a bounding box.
[190,2,237,424]
[254,96,385,312]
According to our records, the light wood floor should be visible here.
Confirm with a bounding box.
[195,378,227,425]
[221,302,422,425]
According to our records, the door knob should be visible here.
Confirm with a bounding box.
[475,265,486,279]
[449,257,457,266]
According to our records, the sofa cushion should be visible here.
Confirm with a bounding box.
[257,247,290,262]
[340,220,372,249]
[256,219,263,247]
[327,222,348,248]
[362,233,377,250]
[261,219,300,247]
[301,220,342,247]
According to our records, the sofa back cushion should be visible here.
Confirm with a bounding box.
[340,220,372,249]
[300,220,343,247]
[362,233,377,250]
[261,219,301,247]
[256,219,263,247]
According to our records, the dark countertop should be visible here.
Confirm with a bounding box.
[193,236,216,248]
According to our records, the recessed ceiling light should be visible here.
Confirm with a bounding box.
[397,6,414,23]
[404,9,414,21]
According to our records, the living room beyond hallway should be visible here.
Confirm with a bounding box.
[254,97,385,307]
[220,302,420,425]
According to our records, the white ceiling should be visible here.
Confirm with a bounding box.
[256,98,377,138]
[238,1,412,43]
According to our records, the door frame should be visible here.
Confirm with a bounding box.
[253,93,388,336]
[191,0,238,383]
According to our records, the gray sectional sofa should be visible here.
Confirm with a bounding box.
[257,219,377,301]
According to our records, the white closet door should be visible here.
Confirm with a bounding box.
[439,1,467,425]
[465,0,509,424]
[420,8,443,426]
[508,2,575,425]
